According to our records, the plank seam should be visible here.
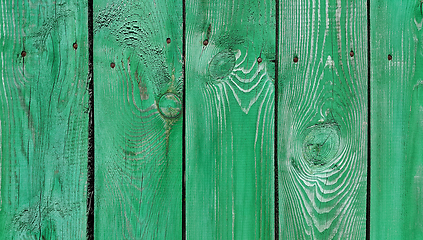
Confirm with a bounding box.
[87,0,95,238]
[366,0,371,238]
[182,0,187,238]
[274,0,279,239]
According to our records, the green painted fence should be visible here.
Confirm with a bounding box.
[1,0,422,239]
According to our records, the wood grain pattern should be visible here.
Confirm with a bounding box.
[370,1,423,238]
[3,1,423,238]
[93,0,182,238]
[278,0,367,239]
[185,0,275,239]
[0,0,88,239]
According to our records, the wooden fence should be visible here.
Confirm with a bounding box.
[1,0,422,239]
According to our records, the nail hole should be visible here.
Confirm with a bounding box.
[203,39,209,46]
[350,50,354,57]
[110,62,115,68]
[166,38,171,44]
[293,56,298,63]
[257,57,262,63]
[21,51,26,58]
[388,54,392,61]
[73,42,78,50]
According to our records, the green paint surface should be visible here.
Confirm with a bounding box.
[370,1,423,239]
[0,0,88,239]
[185,0,275,239]
[93,0,182,238]
[2,1,423,239]
[278,0,368,239]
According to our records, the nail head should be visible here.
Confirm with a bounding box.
[21,51,26,57]
[203,39,209,46]
[110,62,116,68]
[388,54,392,61]
[166,38,171,44]
[293,56,298,63]
[73,42,78,50]
[257,57,262,63]
[350,50,354,57]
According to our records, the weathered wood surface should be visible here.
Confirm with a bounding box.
[185,0,275,239]
[370,1,423,239]
[0,0,88,239]
[4,1,423,239]
[278,0,368,239]
[93,0,183,238]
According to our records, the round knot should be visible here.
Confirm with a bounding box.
[158,93,182,118]
[302,123,340,167]
[209,50,236,80]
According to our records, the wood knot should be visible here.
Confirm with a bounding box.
[302,123,340,167]
[208,50,236,80]
[158,93,182,118]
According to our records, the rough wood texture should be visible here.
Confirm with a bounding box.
[370,1,423,239]
[185,0,275,239]
[93,0,182,238]
[0,0,88,239]
[278,1,368,239]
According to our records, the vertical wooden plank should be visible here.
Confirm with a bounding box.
[370,1,423,238]
[0,0,88,239]
[278,1,368,239]
[93,0,182,238]
[186,1,275,239]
